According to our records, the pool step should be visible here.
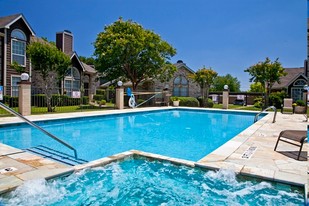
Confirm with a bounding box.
[25,145,88,166]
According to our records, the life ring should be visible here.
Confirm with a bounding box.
[128,94,136,108]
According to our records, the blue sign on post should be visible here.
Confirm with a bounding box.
[0,86,3,101]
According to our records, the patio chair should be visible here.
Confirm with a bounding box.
[281,98,293,114]
[274,130,307,160]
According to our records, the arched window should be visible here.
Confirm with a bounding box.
[173,75,188,96]
[293,79,306,86]
[11,29,26,66]
[64,67,81,96]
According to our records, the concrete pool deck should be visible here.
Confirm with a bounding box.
[0,107,307,195]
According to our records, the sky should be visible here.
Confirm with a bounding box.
[0,0,306,91]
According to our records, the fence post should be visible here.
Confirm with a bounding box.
[18,80,31,116]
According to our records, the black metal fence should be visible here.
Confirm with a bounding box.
[0,86,116,117]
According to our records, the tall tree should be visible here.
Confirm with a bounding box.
[244,57,286,107]
[188,68,218,107]
[212,74,241,92]
[79,56,96,66]
[248,82,264,93]
[27,38,71,112]
[94,18,177,90]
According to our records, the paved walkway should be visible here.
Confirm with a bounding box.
[0,107,307,195]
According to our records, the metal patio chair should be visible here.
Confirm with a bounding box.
[274,130,307,160]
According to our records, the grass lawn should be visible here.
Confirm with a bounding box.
[0,103,115,116]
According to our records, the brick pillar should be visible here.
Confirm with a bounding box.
[116,87,124,109]
[18,81,31,116]
[222,90,229,109]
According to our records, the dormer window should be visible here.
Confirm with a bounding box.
[11,29,26,66]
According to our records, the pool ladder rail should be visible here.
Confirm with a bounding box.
[0,102,79,159]
[25,145,88,166]
[254,106,277,123]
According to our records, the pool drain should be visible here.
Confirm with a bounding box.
[0,167,17,174]
[241,146,257,159]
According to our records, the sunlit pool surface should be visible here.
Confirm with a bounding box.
[0,157,304,206]
[0,109,262,161]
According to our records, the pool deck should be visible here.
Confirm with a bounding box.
[0,107,307,195]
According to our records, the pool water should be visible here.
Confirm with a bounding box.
[0,109,260,161]
[0,158,304,205]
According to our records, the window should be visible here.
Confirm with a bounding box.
[173,75,188,96]
[11,76,21,97]
[11,29,26,66]
[64,67,80,96]
[293,79,306,86]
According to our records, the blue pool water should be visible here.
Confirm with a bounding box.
[0,157,304,205]
[0,109,261,161]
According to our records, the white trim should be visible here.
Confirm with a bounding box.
[11,38,26,67]
[70,52,85,72]
[286,73,307,88]
[3,28,7,90]
[4,15,35,36]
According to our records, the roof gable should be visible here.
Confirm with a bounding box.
[272,67,305,89]
[174,60,195,74]
[0,13,35,35]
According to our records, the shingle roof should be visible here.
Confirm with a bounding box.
[0,13,35,35]
[174,60,195,73]
[272,67,305,89]
[81,62,96,74]
[0,13,21,28]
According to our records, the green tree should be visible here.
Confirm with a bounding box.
[27,38,71,112]
[79,56,96,66]
[188,68,218,107]
[244,57,286,107]
[212,74,240,92]
[94,18,177,90]
[248,82,264,93]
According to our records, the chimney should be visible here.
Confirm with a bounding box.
[56,30,73,55]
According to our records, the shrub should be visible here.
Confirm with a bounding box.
[99,100,106,105]
[177,97,199,107]
[9,97,18,107]
[206,98,214,108]
[296,100,305,106]
[137,99,145,105]
[93,94,105,101]
[253,97,263,108]
[197,97,213,108]
[82,96,89,104]
[96,89,105,95]
[170,96,179,101]
[269,91,286,109]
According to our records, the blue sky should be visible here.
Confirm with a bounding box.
[0,0,306,90]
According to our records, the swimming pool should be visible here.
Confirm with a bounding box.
[0,156,304,205]
[0,109,262,161]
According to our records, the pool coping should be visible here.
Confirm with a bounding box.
[0,106,307,199]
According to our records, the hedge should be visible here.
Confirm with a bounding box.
[170,96,199,107]
[32,94,86,107]
[2,95,18,107]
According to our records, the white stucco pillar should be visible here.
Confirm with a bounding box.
[18,80,31,116]
[116,87,124,109]
[222,88,229,109]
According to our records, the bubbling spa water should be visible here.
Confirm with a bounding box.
[0,158,304,205]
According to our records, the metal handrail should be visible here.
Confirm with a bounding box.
[136,92,162,108]
[0,102,78,158]
[254,106,277,123]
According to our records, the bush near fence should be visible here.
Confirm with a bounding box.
[3,95,19,107]
[32,94,89,107]
[170,96,199,107]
